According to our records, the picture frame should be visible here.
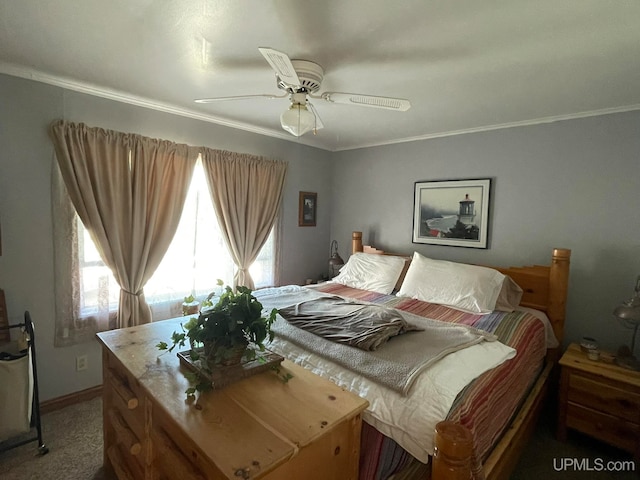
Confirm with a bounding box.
[412,178,491,248]
[298,191,317,227]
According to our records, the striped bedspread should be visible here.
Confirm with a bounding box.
[311,282,547,478]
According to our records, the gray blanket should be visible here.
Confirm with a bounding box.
[278,295,421,351]
[257,287,497,395]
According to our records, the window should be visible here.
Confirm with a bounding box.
[77,160,276,321]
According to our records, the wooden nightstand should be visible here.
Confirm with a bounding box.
[557,343,640,459]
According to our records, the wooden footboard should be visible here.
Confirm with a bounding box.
[351,231,571,480]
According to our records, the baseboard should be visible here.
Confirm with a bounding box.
[40,384,103,414]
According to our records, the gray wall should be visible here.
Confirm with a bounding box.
[2,70,639,401]
[0,74,333,400]
[331,111,640,353]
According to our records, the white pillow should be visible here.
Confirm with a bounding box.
[397,252,505,314]
[333,253,406,295]
[495,276,523,312]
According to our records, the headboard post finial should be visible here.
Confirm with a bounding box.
[552,248,571,263]
[352,231,363,254]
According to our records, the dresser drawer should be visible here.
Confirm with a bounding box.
[106,365,145,438]
[103,352,148,475]
[109,385,145,441]
[107,441,145,480]
[106,356,144,410]
[566,402,640,453]
[150,409,214,480]
[106,404,145,472]
[568,372,640,423]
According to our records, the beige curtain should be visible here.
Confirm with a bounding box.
[49,120,197,328]
[201,149,287,289]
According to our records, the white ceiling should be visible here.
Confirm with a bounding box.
[1,0,639,151]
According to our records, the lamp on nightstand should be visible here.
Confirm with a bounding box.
[613,275,640,370]
[328,240,344,278]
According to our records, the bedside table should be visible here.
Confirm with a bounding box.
[557,343,640,459]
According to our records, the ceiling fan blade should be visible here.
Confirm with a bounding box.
[307,102,325,131]
[258,47,301,87]
[319,92,411,111]
[195,93,286,103]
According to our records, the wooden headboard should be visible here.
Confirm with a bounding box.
[350,231,571,348]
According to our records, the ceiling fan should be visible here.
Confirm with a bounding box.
[195,47,411,137]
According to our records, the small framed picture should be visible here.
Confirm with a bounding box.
[299,191,317,227]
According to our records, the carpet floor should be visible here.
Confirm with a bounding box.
[0,396,636,479]
[0,397,108,480]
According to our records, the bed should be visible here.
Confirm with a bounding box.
[256,231,571,480]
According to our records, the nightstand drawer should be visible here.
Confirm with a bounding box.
[566,402,640,453]
[568,373,640,423]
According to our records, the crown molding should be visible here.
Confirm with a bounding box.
[0,62,327,148]
[335,104,640,151]
[2,62,639,153]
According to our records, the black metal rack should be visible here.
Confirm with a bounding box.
[0,311,48,455]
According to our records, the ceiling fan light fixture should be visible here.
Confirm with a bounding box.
[196,48,409,136]
[280,103,316,137]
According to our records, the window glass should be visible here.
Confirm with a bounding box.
[76,160,275,319]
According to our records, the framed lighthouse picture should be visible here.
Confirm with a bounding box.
[412,178,491,248]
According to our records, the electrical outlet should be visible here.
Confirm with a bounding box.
[76,354,88,371]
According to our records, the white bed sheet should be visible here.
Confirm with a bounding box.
[257,285,516,462]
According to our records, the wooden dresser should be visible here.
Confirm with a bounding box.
[557,343,640,459]
[97,318,369,480]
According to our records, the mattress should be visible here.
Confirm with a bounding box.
[256,283,549,466]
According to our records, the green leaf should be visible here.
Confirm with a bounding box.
[271,365,294,383]
[157,281,277,399]
[183,317,198,331]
